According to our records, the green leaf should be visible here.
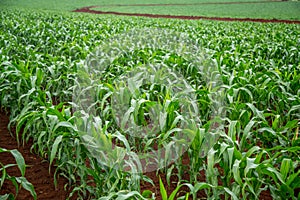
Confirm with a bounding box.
[159,177,168,200]
[286,171,300,187]
[245,146,260,158]
[272,115,280,130]
[35,68,44,86]
[0,194,13,200]
[16,177,37,200]
[0,165,7,188]
[280,158,292,181]
[115,191,146,200]
[185,182,212,195]
[233,159,242,185]
[0,147,8,153]
[113,131,130,151]
[287,105,300,116]
[246,103,265,121]
[224,187,239,200]
[9,176,18,197]
[168,184,182,200]
[266,167,284,184]
[10,149,26,177]
[53,121,77,133]
[166,164,174,186]
[228,121,237,142]
[244,157,258,177]
[50,135,63,168]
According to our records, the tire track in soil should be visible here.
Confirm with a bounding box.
[0,111,72,200]
[73,1,300,24]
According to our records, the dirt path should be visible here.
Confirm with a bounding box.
[0,111,71,200]
[73,1,300,24]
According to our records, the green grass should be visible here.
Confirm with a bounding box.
[92,2,300,20]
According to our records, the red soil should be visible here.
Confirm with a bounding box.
[72,1,300,24]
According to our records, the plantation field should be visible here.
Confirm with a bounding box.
[90,2,300,20]
[0,0,271,11]
[1,0,300,20]
[0,1,300,200]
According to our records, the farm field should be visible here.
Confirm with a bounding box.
[0,0,274,11]
[1,0,300,20]
[90,2,300,20]
[0,1,300,200]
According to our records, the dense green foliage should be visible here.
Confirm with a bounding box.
[0,9,299,199]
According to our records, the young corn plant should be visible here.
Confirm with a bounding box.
[158,176,189,200]
[0,147,36,200]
